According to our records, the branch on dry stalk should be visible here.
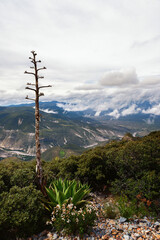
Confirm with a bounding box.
[25,87,36,92]
[39,85,52,89]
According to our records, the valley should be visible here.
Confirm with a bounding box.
[0,101,160,160]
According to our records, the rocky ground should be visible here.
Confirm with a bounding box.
[27,194,160,240]
[26,217,160,240]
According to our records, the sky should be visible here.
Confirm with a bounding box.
[0,0,160,116]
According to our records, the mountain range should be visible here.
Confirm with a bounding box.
[0,100,160,160]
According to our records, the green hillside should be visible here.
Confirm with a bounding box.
[41,144,84,161]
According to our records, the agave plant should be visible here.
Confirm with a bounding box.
[43,178,91,211]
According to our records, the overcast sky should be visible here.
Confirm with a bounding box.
[0,0,160,114]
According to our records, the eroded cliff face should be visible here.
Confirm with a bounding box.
[0,129,37,157]
[0,109,125,159]
[0,130,33,149]
[0,126,118,159]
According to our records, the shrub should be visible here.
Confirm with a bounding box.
[117,195,137,220]
[49,202,98,236]
[0,159,36,193]
[0,184,47,239]
[103,201,118,219]
[76,150,107,187]
[10,167,36,188]
[116,194,156,219]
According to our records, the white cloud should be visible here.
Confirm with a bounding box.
[121,104,140,116]
[100,68,139,87]
[95,111,101,117]
[140,75,160,86]
[57,103,89,112]
[108,109,120,119]
[75,84,102,91]
[144,116,155,125]
[55,86,160,118]
[39,108,58,114]
[142,104,160,115]
[0,0,160,105]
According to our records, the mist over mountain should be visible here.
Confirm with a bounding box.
[0,99,160,160]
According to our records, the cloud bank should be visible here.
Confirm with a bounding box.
[100,68,139,87]
[0,0,160,113]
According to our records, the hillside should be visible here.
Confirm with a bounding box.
[0,130,160,239]
[0,101,160,160]
[41,145,84,161]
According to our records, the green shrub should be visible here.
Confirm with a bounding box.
[116,194,156,219]
[0,184,47,239]
[59,150,65,158]
[76,150,107,187]
[111,170,160,216]
[0,159,36,193]
[117,195,137,220]
[49,202,98,236]
[51,155,79,180]
[103,201,118,219]
[10,167,36,188]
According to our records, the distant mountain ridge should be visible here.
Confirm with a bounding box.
[0,100,160,160]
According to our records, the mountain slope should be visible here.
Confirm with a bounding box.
[0,100,160,159]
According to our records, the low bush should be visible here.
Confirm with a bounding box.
[103,201,118,219]
[116,195,137,220]
[44,178,97,236]
[116,194,156,220]
[0,184,47,239]
[49,202,98,236]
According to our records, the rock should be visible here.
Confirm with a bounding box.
[155,225,160,231]
[47,232,53,239]
[109,220,116,225]
[154,233,160,239]
[119,217,127,223]
[134,233,140,237]
[102,235,109,240]
[123,234,130,240]
[155,221,160,225]
[111,229,118,235]
[52,233,58,239]
[27,195,160,240]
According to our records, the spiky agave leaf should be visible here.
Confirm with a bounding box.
[72,185,91,207]
[44,178,92,212]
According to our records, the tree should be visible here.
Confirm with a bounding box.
[24,51,52,188]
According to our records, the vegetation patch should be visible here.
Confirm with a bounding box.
[0,131,160,238]
[59,149,66,158]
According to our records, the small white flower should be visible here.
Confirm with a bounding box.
[46,221,52,225]
[68,203,74,209]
